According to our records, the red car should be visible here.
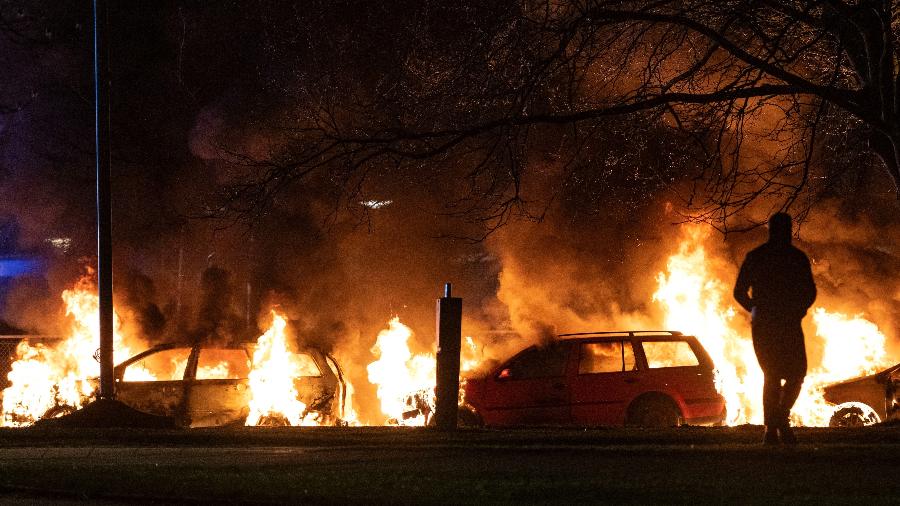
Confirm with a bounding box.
[462,331,726,427]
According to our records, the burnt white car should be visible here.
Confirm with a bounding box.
[111,341,349,427]
[823,362,900,426]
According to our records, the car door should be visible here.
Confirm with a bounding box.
[480,342,572,425]
[184,347,252,427]
[115,345,192,420]
[569,339,641,425]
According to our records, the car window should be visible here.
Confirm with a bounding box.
[196,348,251,380]
[293,353,322,377]
[642,341,699,368]
[123,347,191,381]
[498,344,568,380]
[578,341,635,374]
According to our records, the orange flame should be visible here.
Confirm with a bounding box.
[791,309,892,426]
[366,317,436,425]
[653,226,762,424]
[654,225,893,426]
[365,317,484,425]
[245,311,311,426]
[2,274,148,426]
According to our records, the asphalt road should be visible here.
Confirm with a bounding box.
[1,425,898,504]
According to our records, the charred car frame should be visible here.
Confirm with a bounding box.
[110,341,349,427]
[823,362,900,427]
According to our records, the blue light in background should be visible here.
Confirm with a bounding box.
[0,258,44,277]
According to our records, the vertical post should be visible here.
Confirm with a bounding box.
[94,0,115,399]
[435,282,462,431]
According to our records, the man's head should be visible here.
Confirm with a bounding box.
[768,212,792,245]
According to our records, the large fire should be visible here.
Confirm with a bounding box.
[653,226,763,424]
[245,311,311,426]
[366,317,436,425]
[363,318,485,426]
[654,225,894,426]
[1,225,895,428]
[2,274,149,426]
[1,282,337,427]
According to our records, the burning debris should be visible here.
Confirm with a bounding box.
[245,311,310,427]
[365,317,436,426]
[2,272,148,426]
[1,277,351,428]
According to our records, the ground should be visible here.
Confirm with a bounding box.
[0,425,898,504]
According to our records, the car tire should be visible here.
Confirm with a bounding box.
[626,395,683,428]
[829,403,880,427]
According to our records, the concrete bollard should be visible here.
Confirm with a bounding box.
[434,283,462,431]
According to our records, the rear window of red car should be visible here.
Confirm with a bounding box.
[641,341,699,368]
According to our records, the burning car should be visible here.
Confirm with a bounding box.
[106,340,349,427]
[822,362,900,427]
[461,331,726,427]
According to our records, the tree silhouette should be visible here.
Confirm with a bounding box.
[201,1,900,235]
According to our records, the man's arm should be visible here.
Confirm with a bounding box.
[798,253,817,312]
[733,255,754,313]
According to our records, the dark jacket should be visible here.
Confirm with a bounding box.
[733,242,816,321]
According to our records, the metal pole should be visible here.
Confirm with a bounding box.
[94,0,115,399]
[434,283,462,431]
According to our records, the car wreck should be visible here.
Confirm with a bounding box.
[823,362,900,427]
[109,341,349,427]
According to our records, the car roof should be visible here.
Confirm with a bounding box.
[557,330,688,340]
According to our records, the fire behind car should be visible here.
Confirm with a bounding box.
[822,362,900,427]
[106,341,349,427]
[461,331,726,427]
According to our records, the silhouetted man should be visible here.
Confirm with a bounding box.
[734,213,816,445]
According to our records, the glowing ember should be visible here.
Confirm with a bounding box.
[1,273,148,427]
[245,311,310,426]
[654,225,894,426]
[366,317,436,425]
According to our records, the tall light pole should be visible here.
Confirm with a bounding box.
[93,0,115,399]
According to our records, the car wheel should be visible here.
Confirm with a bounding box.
[626,395,683,428]
[829,402,881,427]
